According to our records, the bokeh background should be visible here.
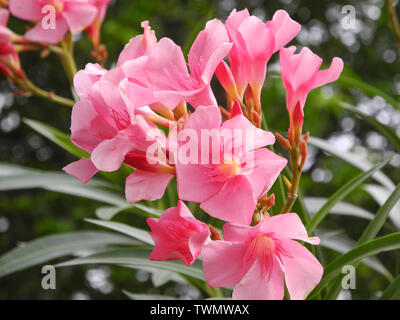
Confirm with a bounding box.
[0,0,399,299]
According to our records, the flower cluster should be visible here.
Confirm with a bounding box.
[0,0,111,90]
[58,8,342,300]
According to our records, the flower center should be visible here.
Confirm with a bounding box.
[245,235,276,277]
[218,155,241,178]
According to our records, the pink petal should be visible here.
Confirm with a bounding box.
[0,9,10,26]
[146,37,189,91]
[292,47,323,90]
[260,213,320,245]
[63,158,98,184]
[279,239,323,300]
[237,16,273,61]
[245,148,287,199]
[24,17,68,44]
[223,223,253,242]
[91,131,135,172]
[176,163,224,203]
[9,0,42,21]
[232,259,284,300]
[62,2,97,34]
[220,114,275,154]
[148,200,209,265]
[266,10,301,52]
[311,57,344,89]
[70,100,116,153]
[125,170,174,203]
[188,18,232,84]
[73,63,106,100]
[117,21,157,66]
[201,175,256,225]
[202,240,251,287]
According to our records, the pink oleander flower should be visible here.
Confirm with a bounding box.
[175,105,287,225]
[216,9,301,103]
[202,213,323,300]
[63,63,175,204]
[147,200,210,266]
[9,0,98,44]
[120,18,232,110]
[280,46,344,126]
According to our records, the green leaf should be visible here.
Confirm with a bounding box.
[317,229,393,281]
[309,233,400,299]
[307,160,389,233]
[308,136,394,190]
[358,183,400,244]
[0,163,162,218]
[85,219,153,245]
[23,118,88,158]
[305,197,375,220]
[379,273,400,300]
[342,103,400,152]
[337,75,400,111]
[364,184,400,229]
[0,231,136,279]
[123,290,176,300]
[56,248,206,281]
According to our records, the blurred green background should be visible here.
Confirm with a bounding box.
[0,0,399,299]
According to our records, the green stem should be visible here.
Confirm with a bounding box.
[24,80,75,107]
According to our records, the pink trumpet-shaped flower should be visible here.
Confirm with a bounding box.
[280,46,344,125]
[202,213,323,300]
[175,105,287,225]
[147,200,210,266]
[63,63,175,203]
[9,0,98,44]
[121,18,232,110]
[219,9,301,101]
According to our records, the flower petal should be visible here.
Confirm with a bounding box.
[9,0,42,21]
[201,175,256,225]
[63,2,97,34]
[24,16,68,44]
[260,213,320,245]
[279,239,323,300]
[125,170,174,203]
[62,158,98,184]
[202,240,250,287]
[232,259,284,300]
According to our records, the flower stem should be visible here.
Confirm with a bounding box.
[25,80,75,107]
[53,34,78,85]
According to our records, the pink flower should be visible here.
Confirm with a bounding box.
[218,9,300,101]
[202,213,323,300]
[175,105,287,225]
[9,0,98,44]
[280,46,344,124]
[63,63,175,203]
[147,200,210,266]
[120,18,232,110]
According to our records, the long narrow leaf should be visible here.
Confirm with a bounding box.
[307,160,389,233]
[309,233,400,299]
[0,231,136,279]
[56,248,206,281]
